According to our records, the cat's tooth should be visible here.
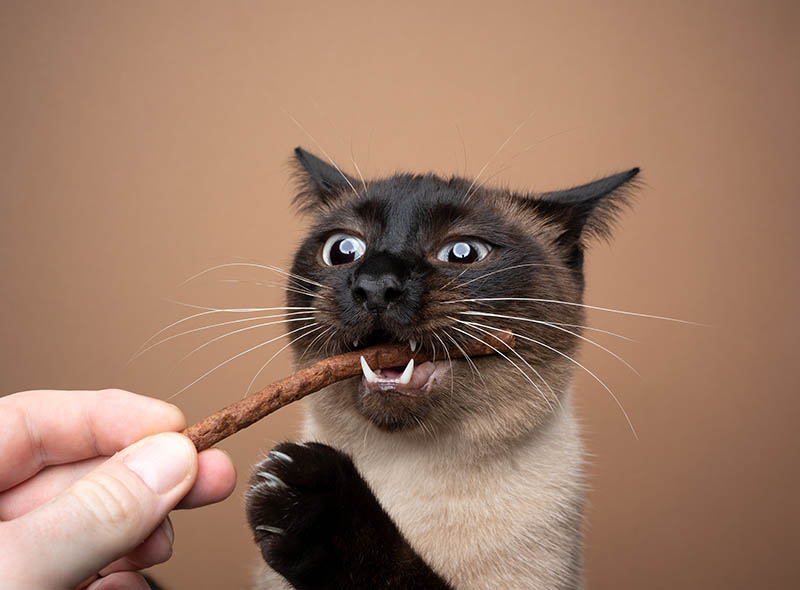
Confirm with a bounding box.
[399,359,414,385]
[360,355,379,383]
[409,338,417,352]
[353,339,359,348]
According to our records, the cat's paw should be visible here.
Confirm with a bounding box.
[245,442,367,584]
[246,442,453,590]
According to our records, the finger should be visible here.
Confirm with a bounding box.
[1,432,196,589]
[98,518,174,576]
[86,571,150,590]
[176,448,237,509]
[0,456,105,520]
[0,389,185,491]
[0,448,237,519]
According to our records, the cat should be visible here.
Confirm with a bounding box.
[245,147,639,589]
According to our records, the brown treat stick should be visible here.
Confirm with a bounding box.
[182,331,514,451]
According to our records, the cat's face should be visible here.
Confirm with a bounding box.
[286,148,638,438]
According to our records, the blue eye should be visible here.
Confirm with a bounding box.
[436,240,491,264]
[322,234,366,266]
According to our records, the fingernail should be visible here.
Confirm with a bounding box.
[124,433,194,494]
[161,517,175,545]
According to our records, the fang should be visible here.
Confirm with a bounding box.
[360,355,379,383]
[399,359,414,385]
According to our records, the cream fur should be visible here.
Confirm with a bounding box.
[253,390,585,590]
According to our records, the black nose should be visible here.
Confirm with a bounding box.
[352,274,405,311]
[351,253,408,312]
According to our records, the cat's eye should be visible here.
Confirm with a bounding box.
[435,240,491,264]
[322,233,366,266]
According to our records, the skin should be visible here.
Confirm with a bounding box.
[0,389,237,590]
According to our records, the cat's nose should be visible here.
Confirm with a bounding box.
[351,253,408,313]
[352,274,405,312]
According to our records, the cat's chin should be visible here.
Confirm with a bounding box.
[353,360,450,431]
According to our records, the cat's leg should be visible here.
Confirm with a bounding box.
[245,442,453,590]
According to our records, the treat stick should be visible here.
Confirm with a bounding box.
[183,332,515,451]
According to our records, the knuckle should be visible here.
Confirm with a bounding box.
[72,471,144,526]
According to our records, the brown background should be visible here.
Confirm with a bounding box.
[1,1,798,588]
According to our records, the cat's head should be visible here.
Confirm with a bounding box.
[286,147,638,441]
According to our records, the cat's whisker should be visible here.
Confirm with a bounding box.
[432,331,455,398]
[447,297,701,325]
[175,316,317,368]
[218,278,322,300]
[456,310,639,375]
[458,319,638,438]
[448,317,559,409]
[446,262,573,291]
[412,414,435,440]
[308,97,369,196]
[283,108,361,197]
[319,327,339,359]
[298,326,335,362]
[442,329,486,387]
[177,262,331,291]
[470,127,579,195]
[245,324,327,395]
[438,266,473,292]
[166,300,318,314]
[360,418,371,456]
[545,323,635,342]
[449,325,554,414]
[463,113,534,202]
[131,310,319,363]
[168,322,320,400]
[455,122,468,176]
[130,305,317,363]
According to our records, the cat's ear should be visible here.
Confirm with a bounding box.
[291,147,359,213]
[523,167,640,267]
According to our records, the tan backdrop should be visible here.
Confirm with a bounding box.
[2,1,798,588]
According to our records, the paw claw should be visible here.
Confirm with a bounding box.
[255,524,285,535]
[257,471,287,489]
[269,450,294,463]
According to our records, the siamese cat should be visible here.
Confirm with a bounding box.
[245,147,639,589]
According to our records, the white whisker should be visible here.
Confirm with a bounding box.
[131,310,319,362]
[447,262,573,290]
[464,113,534,201]
[456,310,639,375]
[177,262,330,291]
[449,317,559,407]
[166,299,317,313]
[218,278,321,299]
[298,326,334,362]
[309,97,369,196]
[432,331,455,398]
[458,319,638,438]
[283,108,361,197]
[449,325,553,413]
[245,324,326,395]
[176,316,317,366]
[130,304,317,363]
[468,127,578,195]
[447,297,700,325]
[169,322,320,399]
[442,329,485,386]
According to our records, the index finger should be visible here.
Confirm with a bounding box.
[0,389,185,491]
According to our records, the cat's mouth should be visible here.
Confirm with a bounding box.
[358,356,449,397]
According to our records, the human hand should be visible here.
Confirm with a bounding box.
[0,389,237,589]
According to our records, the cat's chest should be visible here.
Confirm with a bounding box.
[305,407,585,589]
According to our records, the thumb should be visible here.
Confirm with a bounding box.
[5,432,197,589]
